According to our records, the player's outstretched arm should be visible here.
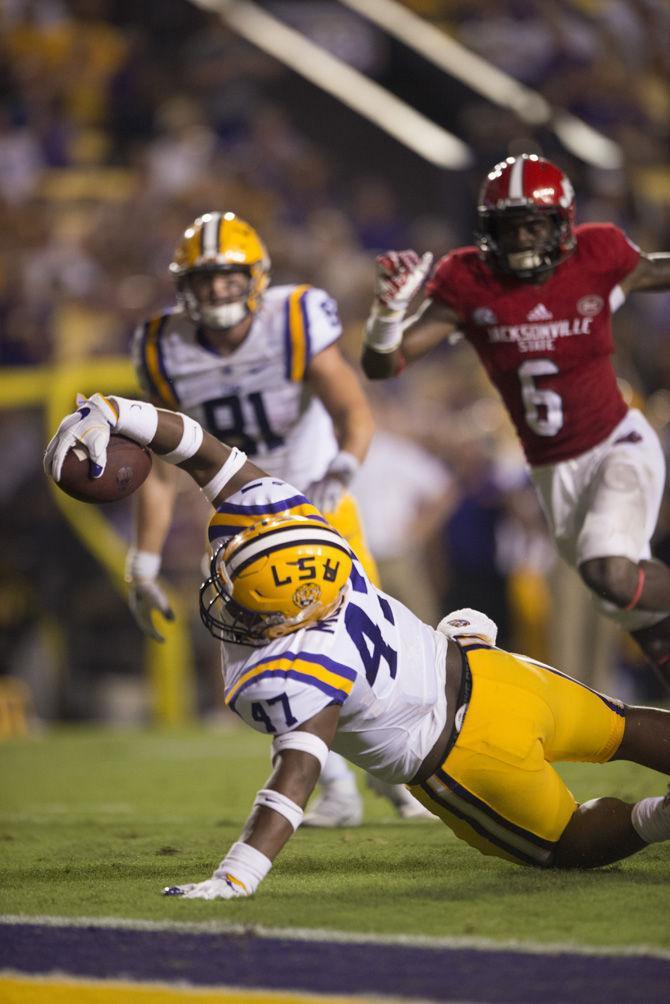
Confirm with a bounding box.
[361,251,460,379]
[44,392,265,508]
[164,704,340,900]
[621,251,670,294]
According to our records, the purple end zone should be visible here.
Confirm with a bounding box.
[2,923,670,1003]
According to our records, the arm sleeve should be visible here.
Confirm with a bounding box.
[226,648,356,732]
[583,223,641,287]
[425,253,467,316]
[130,313,179,407]
[285,286,342,381]
[303,287,342,354]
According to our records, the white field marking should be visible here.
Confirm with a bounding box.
[1,914,669,961]
[0,970,439,1004]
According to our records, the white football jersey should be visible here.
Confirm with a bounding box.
[131,285,342,488]
[208,478,448,784]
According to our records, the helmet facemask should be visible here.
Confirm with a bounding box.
[200,570,289,646]
[199,516,353,646]
[476,207,572,280]
[179,266,253,330]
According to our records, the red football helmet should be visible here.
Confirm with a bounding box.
[475,154,576,278]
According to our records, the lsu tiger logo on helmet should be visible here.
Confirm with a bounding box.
[170,211,271,329]
[200,515,353,645]
[475,154,576,278]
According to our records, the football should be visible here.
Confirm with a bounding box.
[56,434,152,504]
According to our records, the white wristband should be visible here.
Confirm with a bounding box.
[253,788,304,831]
[201,448,248,502]
[159,414,204,464]
[213,841,272,895]
[109,396,158,446]
[125,547,161,583]
[272,731,329,772]
[364,313,403,354]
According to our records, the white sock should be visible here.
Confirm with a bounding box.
[631,796,670,844]
[319,751,356,786]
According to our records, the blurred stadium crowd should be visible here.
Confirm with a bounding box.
[1,0,670,726]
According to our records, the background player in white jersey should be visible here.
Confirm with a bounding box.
[45,394,670,898]
[127,210,426,825]
[361,155,670,685]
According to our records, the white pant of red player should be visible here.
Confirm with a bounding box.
[531,407,667,634]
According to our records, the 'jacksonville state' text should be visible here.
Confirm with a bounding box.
[487,317,593,352]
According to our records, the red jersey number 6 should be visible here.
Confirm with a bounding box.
[518,359,564,437]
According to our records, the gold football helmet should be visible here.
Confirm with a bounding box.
[200,515,353,645]
[170,211,271,329]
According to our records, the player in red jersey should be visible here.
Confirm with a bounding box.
[361,154,670,684]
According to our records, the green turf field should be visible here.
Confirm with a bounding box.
[1,724,668,949]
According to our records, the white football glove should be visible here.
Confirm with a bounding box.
[125,548,174,643]
[163,841,271,901]
[304,450,359,515]
[43,392,117,481]
[163,875,249,900]
[437,608,498,647]
[373,250,434,317]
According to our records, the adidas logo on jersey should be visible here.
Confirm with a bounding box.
[527,303,553,321]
